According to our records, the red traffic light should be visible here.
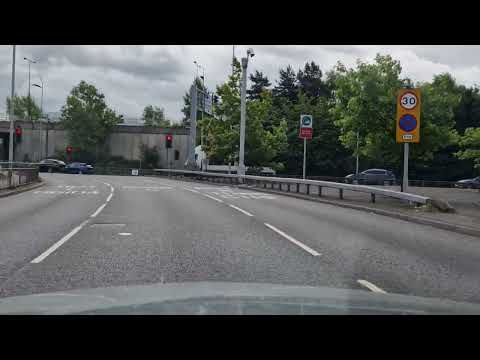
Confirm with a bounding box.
[15,126,22,136]
[66,146,73,154]
[166,134,172,141]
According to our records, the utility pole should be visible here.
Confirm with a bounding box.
[8,45,16,164]
[238,48,255,176]
[355,130,360,176]
[24,57,36,122]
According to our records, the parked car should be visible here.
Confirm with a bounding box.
[38,159,66,173]
[345,169,396,185]
[454,176,480,189]
[64,162,94,174]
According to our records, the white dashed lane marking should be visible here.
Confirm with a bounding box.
[357,280,387,294]
[264,223,321,257]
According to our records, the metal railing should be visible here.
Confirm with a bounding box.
[153,169,430,206]
[0,162,40,190]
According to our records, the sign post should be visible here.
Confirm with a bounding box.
[299,114,313,179]
[396,88,421,192]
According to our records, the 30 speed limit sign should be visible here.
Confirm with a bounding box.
[396,88,421,143]
[400,91,418,110]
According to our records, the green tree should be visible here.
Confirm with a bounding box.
[332,55,460,173]
[181,77,207,125]
[6,95,42,120]
[200,60,288,170]
[60,81,123,162]
[273,65,298,103]
[247,71,271,100]
[142,105,170,127]
[296,61,330,100]
[456,127,480,170]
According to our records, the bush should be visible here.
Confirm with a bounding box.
[139,144,159,169]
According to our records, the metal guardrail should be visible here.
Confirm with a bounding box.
[0,162,39,190]
[153,169,430,206]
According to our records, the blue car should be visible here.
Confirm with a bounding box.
[64,162,94,174]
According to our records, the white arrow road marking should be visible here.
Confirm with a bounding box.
[264,223,321,257]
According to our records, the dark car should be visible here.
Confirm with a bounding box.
[345,168,396,185]
[38,159,66,173]
[455,176,480,189]
[64,162,94,174]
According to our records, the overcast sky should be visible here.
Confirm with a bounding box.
[1,45,479,122]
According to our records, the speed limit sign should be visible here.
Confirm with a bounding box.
[400,91,418,110]
[396,88,421,143]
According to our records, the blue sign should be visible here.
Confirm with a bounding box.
[399,114,417,132]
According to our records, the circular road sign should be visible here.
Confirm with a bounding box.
[399,114,418,132]
[400,91,418,110]
[301,115,312,127]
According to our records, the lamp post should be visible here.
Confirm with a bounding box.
[8,45,16,164]
[33,80,46,157]
[23,57,36,122]
[238,48,255,176]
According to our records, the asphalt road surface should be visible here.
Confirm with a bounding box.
[1,173,480,305]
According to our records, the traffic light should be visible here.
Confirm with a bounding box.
[15,126,22,143]
[166,134,173,148]
[66,146,73,154]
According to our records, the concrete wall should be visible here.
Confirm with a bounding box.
[0,121,190,168]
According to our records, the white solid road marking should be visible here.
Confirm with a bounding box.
[357,280,387,294]
[228,204,254,217]
[106,193,113,202]
[203,194,224,203]
[90,203,106,218]
[31,220,89,263]
[264,223,321,257]
[118,232,132,236]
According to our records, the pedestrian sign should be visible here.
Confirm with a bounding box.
[396,89,421,143]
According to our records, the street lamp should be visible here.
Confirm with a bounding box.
[238,48,255,176]
[23,57,36,122]
[8,45,16,164]
[33,80,47,158]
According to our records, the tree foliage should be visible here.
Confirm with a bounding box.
[6,95,42,121]
[200,59,287,170]
[456,127,480,169]
[247,71,271,100]
[142,105,170,127]
[60,81,123,160]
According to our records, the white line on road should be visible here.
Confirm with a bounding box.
[203,194,224,203]
[264,223,321,256]
[357,279,387,294]
[228,204,254,217]
[183,187,200,193]
[106,193,113,202]
[31,220,89,263]
[90,203,106,218]
[118,232,132,236]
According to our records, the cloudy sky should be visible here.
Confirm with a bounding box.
[1,45,479,122]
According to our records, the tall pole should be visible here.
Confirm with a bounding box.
[303,137,307,179]
[187,84,198,168]
[403,143,409,193]
[355,130,360,175]
[232,45,235,75]
[8,45,16,163]
[239,57,248,176]
[28,62,31,121]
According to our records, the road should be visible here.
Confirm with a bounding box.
[1,173,480,305]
